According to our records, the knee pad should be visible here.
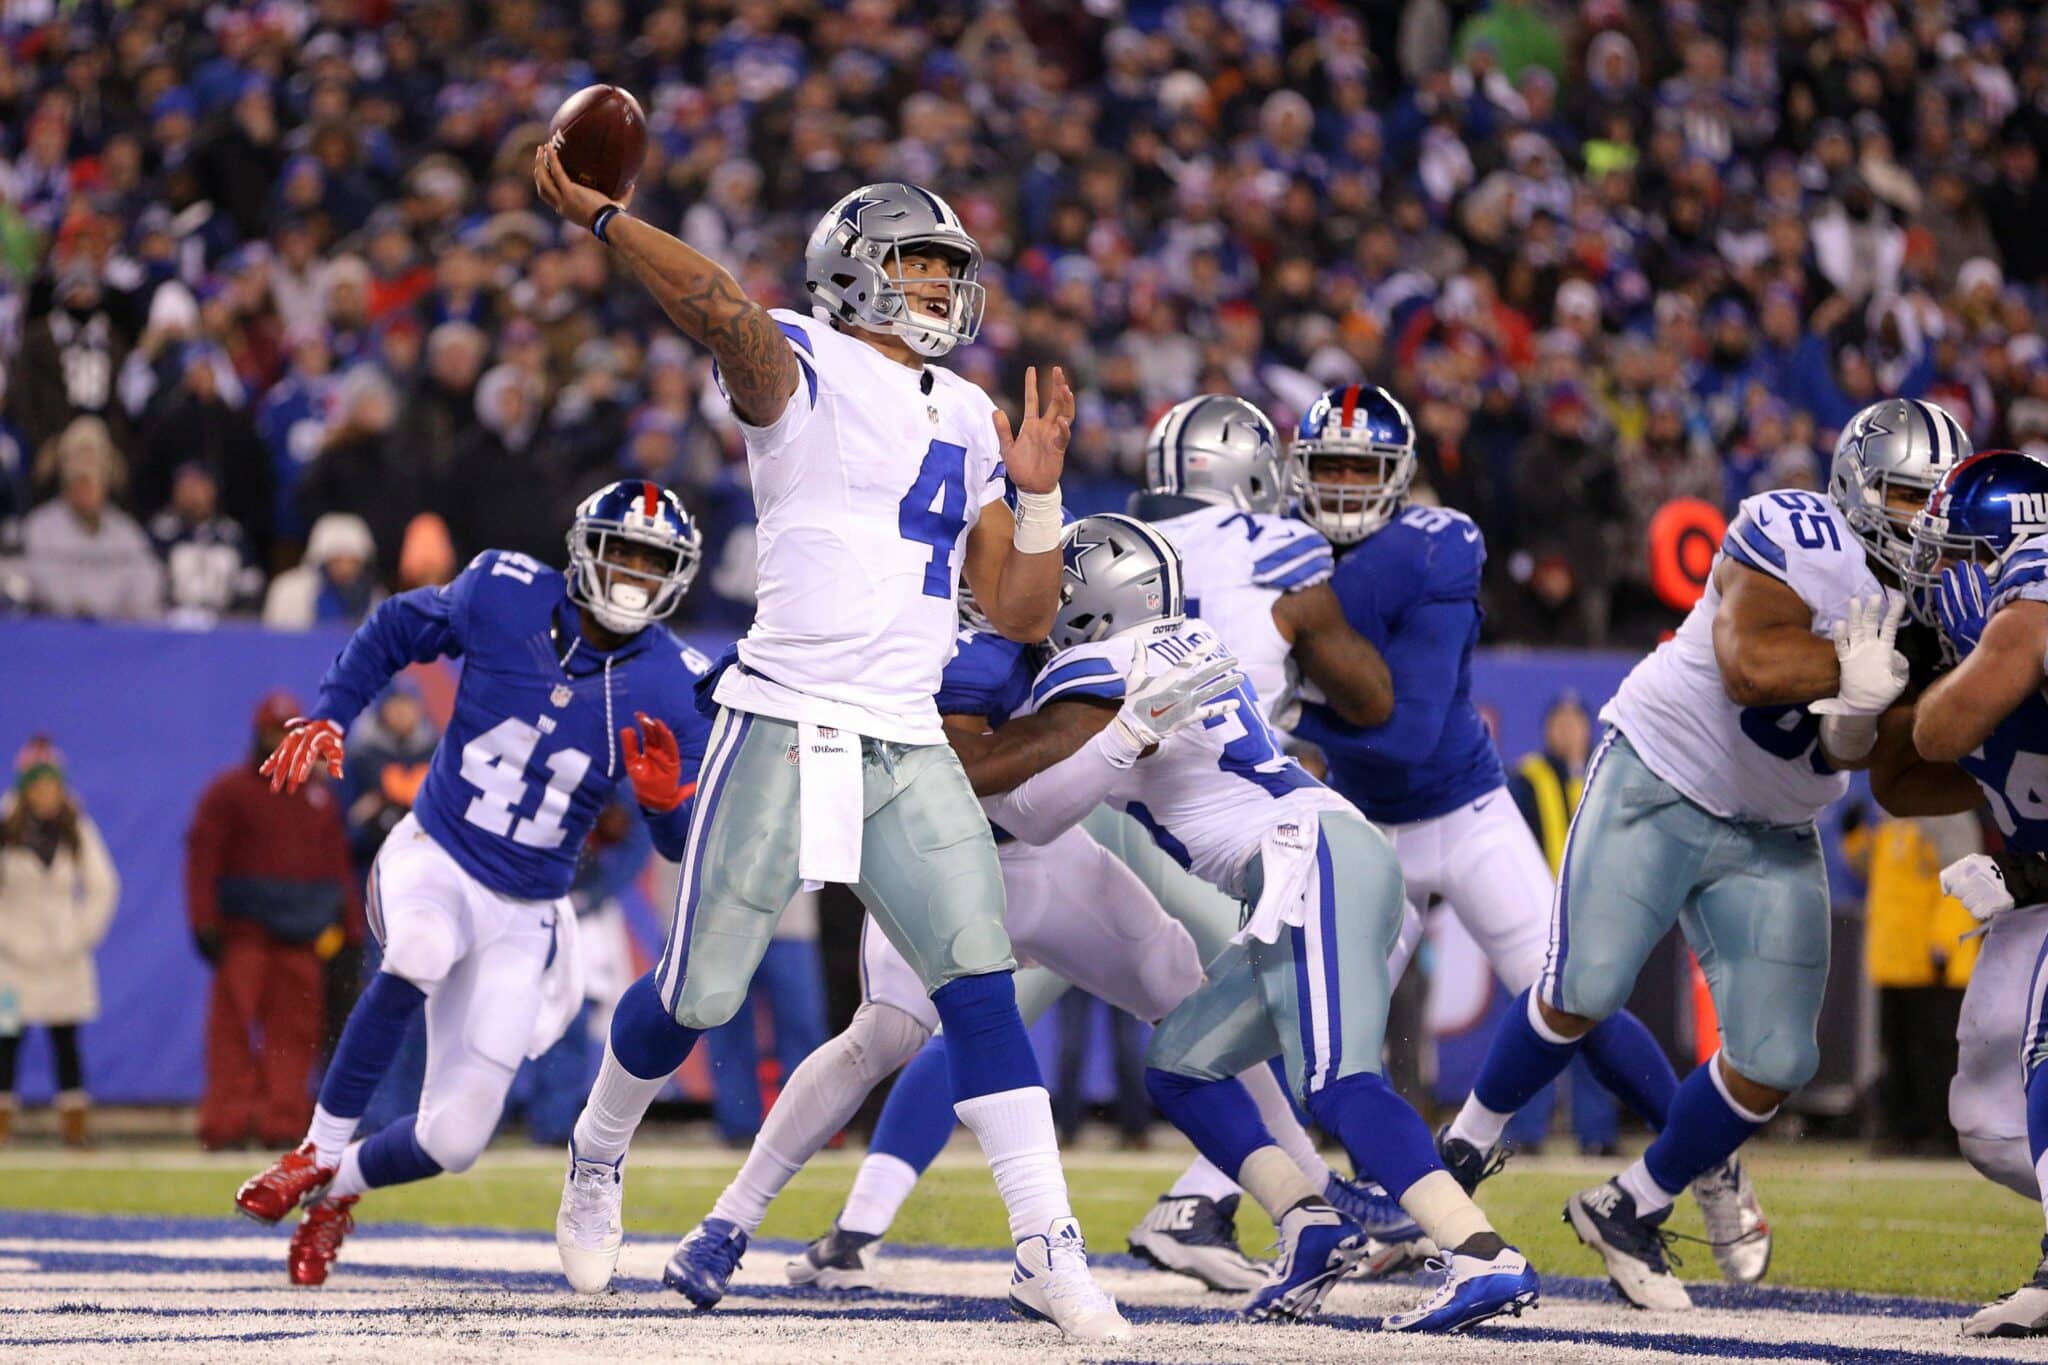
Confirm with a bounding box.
[674,984,747,1031]
[414,1072,511,1173]
[1722,1031,1819,1096]
[1960,1131,2040,1199]
[379,908,461,991]
[843,1002,933,1085]
[1126,923,1205,1022]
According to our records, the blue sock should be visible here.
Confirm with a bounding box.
[1471,988,1583,1117]
[1641,1060,1768,1196]
[1580,1008,1679,1129]
[2026,1064,2048,1169]
[1143,1070,1272,1177]
[354,1114,444,1190]
[317,972,426,1119]
[1306,1071,1442,1200]
[868,1037,959,1176]
[931,972,1041,1100]
[609,972,700,1080]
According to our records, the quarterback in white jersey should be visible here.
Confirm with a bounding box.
[533,155,1126,1341]
[1129,394,1393,729]
[1446,396,1969,1312]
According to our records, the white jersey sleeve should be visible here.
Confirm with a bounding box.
[1604,488,1889,825]
[715,309,824,457]
[1151,506,1333,723]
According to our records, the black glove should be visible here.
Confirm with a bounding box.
[1994,848,2048,909]
[193,928,222,966]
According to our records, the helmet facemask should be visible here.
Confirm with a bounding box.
[1833,464,1935,585]
[813,225,985,358]
[1293,444,1416,545]
[566,522,700,635]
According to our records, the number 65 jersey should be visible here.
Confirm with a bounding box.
[1604,488,1892,826]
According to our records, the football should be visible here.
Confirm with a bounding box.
[546,83,648,202]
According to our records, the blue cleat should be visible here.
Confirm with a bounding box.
[1382,1245,1540,1333]
[663,1217,748,1309]
[1324,1171,1426,1243]
[1243,1198,1366,1323]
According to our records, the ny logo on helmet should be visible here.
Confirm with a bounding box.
[2010,492,2048,534]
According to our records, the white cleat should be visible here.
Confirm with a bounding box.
[1965,1249,2048,1338]
[1009,1217,1131,1343]
[555,1141,625,1294]
[1126,1193,1268,1292]
[1692,1156,1771,1284]
[1565,1180,1693,1312]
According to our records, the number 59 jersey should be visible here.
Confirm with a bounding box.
[1604,489,1890,826]
[711,308,1010,746]
[1020,617,1352,893]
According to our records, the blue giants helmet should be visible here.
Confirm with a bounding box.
[1907,450,2048,600]
[1291,383,1417,544]
[566,480,703,634]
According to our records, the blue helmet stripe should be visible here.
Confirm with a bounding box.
[1913,399,1942,463]
[904,183,947,223]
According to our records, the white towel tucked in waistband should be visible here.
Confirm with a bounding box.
[525,903,584,1060]
[798,721,864,889]
[1232,817,1321,946]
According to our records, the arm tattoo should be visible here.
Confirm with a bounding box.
[611,220,797,425]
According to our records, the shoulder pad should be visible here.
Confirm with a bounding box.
[1723,490,1865,611]
[1031,639,1132,708]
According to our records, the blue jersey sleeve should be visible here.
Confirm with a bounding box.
[937,632,1032,719]
[1296,596,1473,769]
[1249,524,1335,591]
[309,567,480,727]
[1031,652,1127,707]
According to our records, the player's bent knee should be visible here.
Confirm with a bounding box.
[843,1002,933,1083]
[1960,1131,2040,1199]
[1724,1038,1815,1098]
[675,986,747,1031]
[1536,992,1598,1040]
[379,914,461,991]
[415,1085,508,1174]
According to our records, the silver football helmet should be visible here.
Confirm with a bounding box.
[1143,395,1289,514]
[1050,513,1185,650]
[804,183,984,358]
[1829,397,1973,581]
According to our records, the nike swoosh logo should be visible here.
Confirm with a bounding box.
[1754,507,1772,527]
[1462,526,1479,543]
[1151,705,1172,718]
[1474,795,1495,812]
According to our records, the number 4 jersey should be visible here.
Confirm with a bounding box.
[711,308,1010,746]
[309,550,714,901]
[1605,488,1892,826]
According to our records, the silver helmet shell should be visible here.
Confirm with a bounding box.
[804,183,984,358]
[1143,395,1289,514]
[1050,513,1185,650]
[1828,397,1973,581]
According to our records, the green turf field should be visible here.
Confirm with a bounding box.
[1,1139,2031,1303]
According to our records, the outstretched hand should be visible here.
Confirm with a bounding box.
[993,365,1074,495]
[258,718,345,794]
[621,711,687,812]
[533,142,633,232]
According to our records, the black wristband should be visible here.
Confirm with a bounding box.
[591,204,623,243]
[1993,847,2048,906]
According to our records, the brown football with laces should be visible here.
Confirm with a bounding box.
[546,84,648,202]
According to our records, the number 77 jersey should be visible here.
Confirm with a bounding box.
[1603,488,1892,826]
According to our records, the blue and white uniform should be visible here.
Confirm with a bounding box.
[1551,489,1892,1094]
[308,549,711,1169]
[1291,504,1550,990]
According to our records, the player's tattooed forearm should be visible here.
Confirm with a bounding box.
[649,264,796,423]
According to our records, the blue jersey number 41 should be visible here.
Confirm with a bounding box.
[898,439,972,598]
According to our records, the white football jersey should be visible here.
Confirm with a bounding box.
[1017,617,1352,892]
[1147,504,1333,719]
[712,309,1008,744]
[1604,488,1892,825]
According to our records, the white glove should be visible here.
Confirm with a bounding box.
[1942,854,2016,923]
[1106,641,1243,762]
[1809,593,1909,718]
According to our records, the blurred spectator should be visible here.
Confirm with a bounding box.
[0,739,118,1148]
[263,512,382,630]
[294,368,426,581]
[394,321,489,491]
[136,340,272,556]
[149,463,264,623]
[8,258,137,458]
[0,361,28,525]
[439,364,562,565]
[702,889,828,1146]
[1053,993,1150,1149]
[397,512,460,591]
[185,691,361,1150]
[1843,807,1981,1158]
[18,418,163,620]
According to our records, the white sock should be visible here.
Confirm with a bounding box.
[1238,1063,1335,1189]
[572,1039,667,1166]
[1617,1157,1678,1217]
[954,1086,1073,1242]
[707,1036,891,1233]
[1446,1094,1512,1154]
[1237,1145,1321,1222]
[840,1152,921,1237]
[2036,1150,2048,1236]
[1166,1155,1241,1202]
[327,1141,368,1200]
[307,1104,359,1172]
[1399,1169,1492,1251]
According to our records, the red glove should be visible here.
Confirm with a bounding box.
[621,711,687,812]
[260,717,345,794]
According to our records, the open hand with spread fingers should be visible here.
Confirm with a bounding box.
[993,365,1075,495]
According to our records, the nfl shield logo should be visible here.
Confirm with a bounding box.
[927,405,940,424]
[1145,588,1162,610]
[551,684,572,708]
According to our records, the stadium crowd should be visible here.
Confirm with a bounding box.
[0,0,2044,646]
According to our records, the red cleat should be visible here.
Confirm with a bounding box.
[288,1195,358,1286]
[235,1141,335,1224]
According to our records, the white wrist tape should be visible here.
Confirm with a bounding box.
[1818,711,1879,761]
[1013,487,1064,554]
